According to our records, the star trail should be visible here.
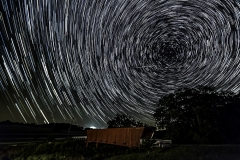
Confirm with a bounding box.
[0,0,240,127]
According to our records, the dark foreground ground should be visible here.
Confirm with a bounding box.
[106,145,240,160]
[1,139,240,160]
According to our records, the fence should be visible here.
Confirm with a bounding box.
[72,136,87,140]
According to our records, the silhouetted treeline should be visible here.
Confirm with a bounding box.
[154,86,240,144]
[0,120,84,131]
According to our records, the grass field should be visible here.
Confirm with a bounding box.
[1,139,240,160]
[106,145,240,160]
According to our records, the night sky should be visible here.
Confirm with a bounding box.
[0,0,240,127]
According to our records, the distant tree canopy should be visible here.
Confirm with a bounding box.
[0,120,84,131]
[153,86,240,144]
[107,114,147,128]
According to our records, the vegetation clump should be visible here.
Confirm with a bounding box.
[153,86,240,144]
[3,138,139,160]
[107,114,147,128]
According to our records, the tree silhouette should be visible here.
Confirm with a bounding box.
[154,86,240,144]
[107,114,146,128]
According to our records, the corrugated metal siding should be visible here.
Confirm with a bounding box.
[86,127,145,148]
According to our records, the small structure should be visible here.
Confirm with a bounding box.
[152,139,172,148]
[86,127,145,148]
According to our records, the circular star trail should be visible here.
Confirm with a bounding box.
[0,0,240,126]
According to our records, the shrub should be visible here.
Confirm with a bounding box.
[140,137,156,151]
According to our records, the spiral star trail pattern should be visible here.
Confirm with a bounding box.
[0,0,240,126]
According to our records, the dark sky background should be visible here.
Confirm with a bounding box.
[0,0,240,127]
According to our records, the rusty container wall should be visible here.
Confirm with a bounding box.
[128,127,143,147]
[117,128,124,145]
[86,127,145,148]
[107,129,115,144]
[98,129,105,143]
[122,128,128,146]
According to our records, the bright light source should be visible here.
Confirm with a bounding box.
[90,126,96,129]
